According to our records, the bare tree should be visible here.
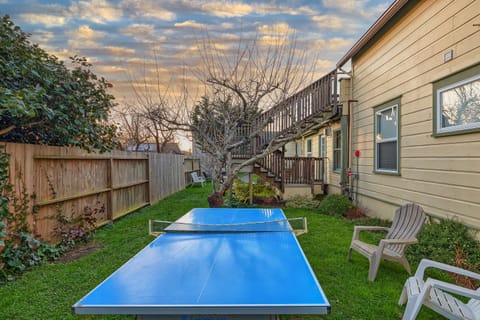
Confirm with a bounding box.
[128,31,323,207]
[125,57,183,153]
[113,104,150,151]
[183,31,321,207]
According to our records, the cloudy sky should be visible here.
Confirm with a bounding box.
[1,0,392,107]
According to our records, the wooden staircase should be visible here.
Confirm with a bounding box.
[253,69,338,152]
[233,69,337,193]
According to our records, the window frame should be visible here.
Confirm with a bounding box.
[374,98,400,175]
[306,138,312,156]
[319,135,326,158]
[333,129,341,172]
[433,63,480,136]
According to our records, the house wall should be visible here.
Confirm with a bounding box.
[284,140,300,157]
[288,121,343,195]
[349,0,480,228]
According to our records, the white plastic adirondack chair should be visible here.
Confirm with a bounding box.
[399,259,480,320]
[190,172,206,187]
[347,203,425,281]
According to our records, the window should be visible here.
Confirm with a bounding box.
[319,135,326,158]
[333,130,341,172]
[375,100,399,173]
[306,139,312,156]
[434,64,480,135]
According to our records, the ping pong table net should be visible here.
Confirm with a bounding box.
[149,217,308,237]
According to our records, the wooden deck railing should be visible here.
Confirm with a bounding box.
[283,157,323,185]
[257,152,324,190]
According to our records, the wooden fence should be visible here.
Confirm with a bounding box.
[2,142,187,241]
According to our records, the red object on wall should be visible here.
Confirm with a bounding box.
[354,150,361,158]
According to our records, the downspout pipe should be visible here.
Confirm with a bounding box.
[340,99,358,195]
[348,99,358,200]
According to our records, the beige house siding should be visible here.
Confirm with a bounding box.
[349,0,480,228]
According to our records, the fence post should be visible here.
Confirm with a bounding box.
[107,157,113,221]
[147,153,151,205]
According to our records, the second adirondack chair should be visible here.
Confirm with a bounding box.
[347,203,426,281]
[190,172,206,187]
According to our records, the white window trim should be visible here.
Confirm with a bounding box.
[436,73,480,134]
[333,130,341,172]
[319,135,326,158]
[306,138,312,157]
[375,104,399,174]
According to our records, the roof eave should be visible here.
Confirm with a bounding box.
[336,0,410,68]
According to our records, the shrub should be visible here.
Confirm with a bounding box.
[407,218,480,285]
[285,195,320,209]
[318,194,353,217]
[52,204,100,248]
[231,177,277,205]
[224,194,247,208]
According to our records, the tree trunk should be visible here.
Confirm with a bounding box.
[208,191,224,208]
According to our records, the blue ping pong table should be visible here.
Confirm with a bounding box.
[73,208,330,319]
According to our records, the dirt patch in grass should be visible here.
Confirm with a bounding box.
[344,206,367,220]
[57,240,103,263]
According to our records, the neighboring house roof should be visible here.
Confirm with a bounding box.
[126,143,183,154]
[337,0,411,68]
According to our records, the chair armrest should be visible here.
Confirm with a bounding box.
[427,278,480,300]
[415,259,480,281]
[352,226,389,241]
[377,238,418,254]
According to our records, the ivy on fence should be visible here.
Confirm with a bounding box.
[0,146,62,283]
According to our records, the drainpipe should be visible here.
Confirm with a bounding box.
[340,99,358,195]
[347,99,358,198]
[340,115,348,194]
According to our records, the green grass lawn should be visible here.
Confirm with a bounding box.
[0,184,442,319]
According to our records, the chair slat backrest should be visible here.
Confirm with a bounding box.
[191,172,201,181]
[386,203,425,254]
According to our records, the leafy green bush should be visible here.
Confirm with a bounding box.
[285,195,320,209]
[317,194,353,217]
[232,178,277,204]
[407,218,480,269]
[0,15,117,152]
[1,233,62,282]
[224,194,247,208]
